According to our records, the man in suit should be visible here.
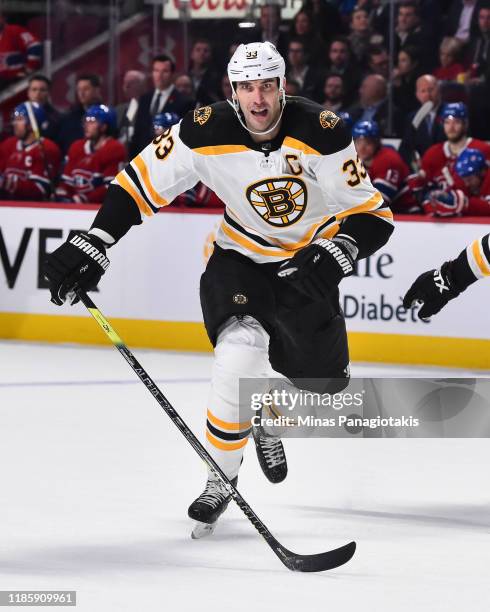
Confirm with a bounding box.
[348,74,403,137]
[129,55,194,158]
[398,74,446,168]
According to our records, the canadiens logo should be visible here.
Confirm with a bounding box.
[319,110,340,129]
[194,106,212,126]
[246,177,307,227]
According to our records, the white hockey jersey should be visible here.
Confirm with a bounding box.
[113,98,392,263]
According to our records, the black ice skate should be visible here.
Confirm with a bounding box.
[253,412,288,484]
[188,476,237,539]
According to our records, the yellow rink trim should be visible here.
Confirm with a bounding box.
[1,312,490,370]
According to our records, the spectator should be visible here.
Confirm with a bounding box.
[407,102,490,209]
[433,37,466,81]
[221,74,233,100]
[325,36,362,105]
[321,73,347,112]
[466,5,490,83]
[0,102,61,201]
[366,45,390,79]
[288,9,325,63]
[57,74,103,154]
[286,39,322,102]
[349,74,402,136]
[300,0,344,43]
[395,1,433,69]
[399,75,446,168]
[188,39,221,106]
[0,12,42,87]
[27,74,61,141]
[130,55,194,158]
[445,0,480,43]
[392,46,423,114]
[255,4,288,56]
[116,69,147,139]
[175,74,195,99]
[285,79,301,96]
[352,119,416,212]
[56,104,126,204]
[348,7,383,63]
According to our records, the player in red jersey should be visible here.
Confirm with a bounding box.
[0,102,61,200]
[425,148,490,216]
[407,102,490,211]
[352,119,417,212]
[56,105,126,204]
[0,13,42,83]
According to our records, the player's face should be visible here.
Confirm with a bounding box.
[235,78,282,132]
[443,117,466,142]
[84,117,102,141]
[354,137,377,163]
[13,116,29,139]
[463,173,483,195]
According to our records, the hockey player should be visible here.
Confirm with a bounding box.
[407,102,490,208]
[403,233,490,318]
[152,112,180,136]
[423,148,490,217]
[352,119,417,212]
[43,42,393,537]
[55,104,126,204]
[0,102,60,201]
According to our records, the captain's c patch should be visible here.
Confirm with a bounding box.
[246,177,307,227]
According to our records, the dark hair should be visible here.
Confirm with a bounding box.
[288,38,305,50]
[398,1,420,16]
[192,38,212,49]
[152,54,176,72]
[368,45,388,58]
[28,73,52,88]
[399,44,420,65]
[76,74,101,88]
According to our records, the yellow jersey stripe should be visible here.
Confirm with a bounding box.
[206,430,249,451]
[133,155,169,208]
[221,221,294,257]
[283,136,321,156]
[336,191,383,220]
[207,409,251,432]
[115,171,153,217]
[471,239,490,276]
[194,144,250,156]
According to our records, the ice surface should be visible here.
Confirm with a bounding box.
[1,341,489,611]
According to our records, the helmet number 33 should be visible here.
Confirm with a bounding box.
[152,128,174,160]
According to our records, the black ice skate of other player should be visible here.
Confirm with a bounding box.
[403,261,461,319]
[277,236,358,300]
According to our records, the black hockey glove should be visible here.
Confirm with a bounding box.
[43,232,110,306]
[402,261,461,319]
[277,237,357,300]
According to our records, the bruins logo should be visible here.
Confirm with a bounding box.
[194,106,212,126]
[319,110,340,129]
[246,177,307,227]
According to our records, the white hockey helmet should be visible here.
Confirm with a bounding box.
[227,41,286,136]
[227,41,286,84]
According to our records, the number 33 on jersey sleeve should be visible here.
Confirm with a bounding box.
[90,98,393,261]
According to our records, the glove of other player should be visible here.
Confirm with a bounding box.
[43,232,110,306]
[402,261,461,319]
[422,189,468,217]
[277,237,357,300]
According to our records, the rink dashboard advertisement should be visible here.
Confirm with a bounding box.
[0,201,489,368]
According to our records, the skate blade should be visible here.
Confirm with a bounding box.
[191,520,217,539]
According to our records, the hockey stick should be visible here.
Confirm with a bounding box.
[77,289,356,572]
[25,101,55,199]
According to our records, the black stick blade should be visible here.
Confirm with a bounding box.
[277,540,356,572]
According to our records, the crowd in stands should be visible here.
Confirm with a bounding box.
[1,1,490,216]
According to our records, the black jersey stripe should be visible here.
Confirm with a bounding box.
[224,210,275,247]
[125,164,159,214]
[206,420,251,441]
[481,234,490,265]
